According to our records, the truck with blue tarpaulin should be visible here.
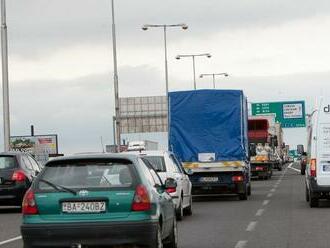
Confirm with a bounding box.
[169,89,251,200]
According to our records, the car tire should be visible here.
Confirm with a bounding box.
[278,165,282,171]
[309,189,319,208]
[305,185,310,202]
[301,167,306,175]
[164,217,178,248]
[184,196,193,216]
[239,187,248,200]
[176,197,183,221]
[247,184,252,196]
[151,224,163,248]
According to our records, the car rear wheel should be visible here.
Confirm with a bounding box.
[305,185,310,202]
[247,184,251,196]
[239,186,248,200]
[309,189,319,208]
[164,217,178,248]
[176,197,183,221]
[184,196,193,216]
[151,224,163,248]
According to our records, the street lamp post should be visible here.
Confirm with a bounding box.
[142,24,188,99]
[1,0,10,152]
[111,0,121,152]
[200,73,229,89]
[142,23,188,140]
[176,53,212,90]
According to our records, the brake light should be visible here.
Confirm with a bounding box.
[132,185,151,211]
[22,189,38,215]
[256,166,264,171]
[232,175,244,182]
[311,159,317,177]
[166,187,176,194]
[12,170,26,182]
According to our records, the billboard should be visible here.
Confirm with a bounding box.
[251,101,306,128]
[119,96,167,133]
[10,135,58,155]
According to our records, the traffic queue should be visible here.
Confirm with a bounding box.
[0,89,297,247]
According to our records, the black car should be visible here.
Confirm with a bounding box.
[0,152,41,206]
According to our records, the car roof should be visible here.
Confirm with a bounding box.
[122,150,170,157]
[45,153,140,165]
[0,151,27,157]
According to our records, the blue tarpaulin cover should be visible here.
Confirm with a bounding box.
[169,89,248,162]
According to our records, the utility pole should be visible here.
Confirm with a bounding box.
[1,0,10,152]
[111,0,121,152]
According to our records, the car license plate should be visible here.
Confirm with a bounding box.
[323,164,330,172]
[62,201,106,213]
[200,177,219,183]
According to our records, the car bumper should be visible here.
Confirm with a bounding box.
[0,184,26,205]
[309,178,330,194]
[21,221,158,247]
[191,182,246,195]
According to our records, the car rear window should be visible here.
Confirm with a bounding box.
[0,156,17,170]
[37,160,136,191]
[142,156,166,172]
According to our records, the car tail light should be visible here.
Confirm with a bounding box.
[132,185,151,211]
[311,159,317,177]
[12,170,26,182]
[232,175,244,182]
[22,189,38,215]
[256,166,264,171]
[166,187,176,194]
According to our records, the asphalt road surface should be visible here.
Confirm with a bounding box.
[1,163,330,248]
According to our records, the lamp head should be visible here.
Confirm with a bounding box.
[182,24,188,30]
[175,55,181,60]
[142,25,148,31]
[224,73,229,77]
[207,54,212,58]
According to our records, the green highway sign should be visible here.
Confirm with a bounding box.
[251,101,306,128]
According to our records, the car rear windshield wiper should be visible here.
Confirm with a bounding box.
[39,179,77,195]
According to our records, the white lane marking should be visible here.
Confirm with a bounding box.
[263,200,270,206]
[246,221,258,232]
[288,163,300,173]
[273,184,278,188]
[0,236,22,246]
[235,240,248,248]
[270,188,276,193]
[267,193,273,198]
[255,208,265,216]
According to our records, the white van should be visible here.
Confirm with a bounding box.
[305,98,330,207]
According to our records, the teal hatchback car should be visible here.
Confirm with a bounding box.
[21,154,178,248]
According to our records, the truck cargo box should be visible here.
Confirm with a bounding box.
[169,89,249,163]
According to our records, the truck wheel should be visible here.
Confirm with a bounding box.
[278,165,282,171]
[247,185,251,196]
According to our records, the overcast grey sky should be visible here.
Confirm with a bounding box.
[1,0,330,153]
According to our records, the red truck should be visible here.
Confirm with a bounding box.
[248,119,279,179]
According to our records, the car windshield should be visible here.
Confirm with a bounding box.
[0,156,17,170]
[37,160,136,191]
[142,156,166,172]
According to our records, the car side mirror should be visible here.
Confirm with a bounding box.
[184,168,194,176]
[164,178,177,193]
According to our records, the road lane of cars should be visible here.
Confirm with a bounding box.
[0,165,286,248]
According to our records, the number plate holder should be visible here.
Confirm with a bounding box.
[62,201,106,213]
